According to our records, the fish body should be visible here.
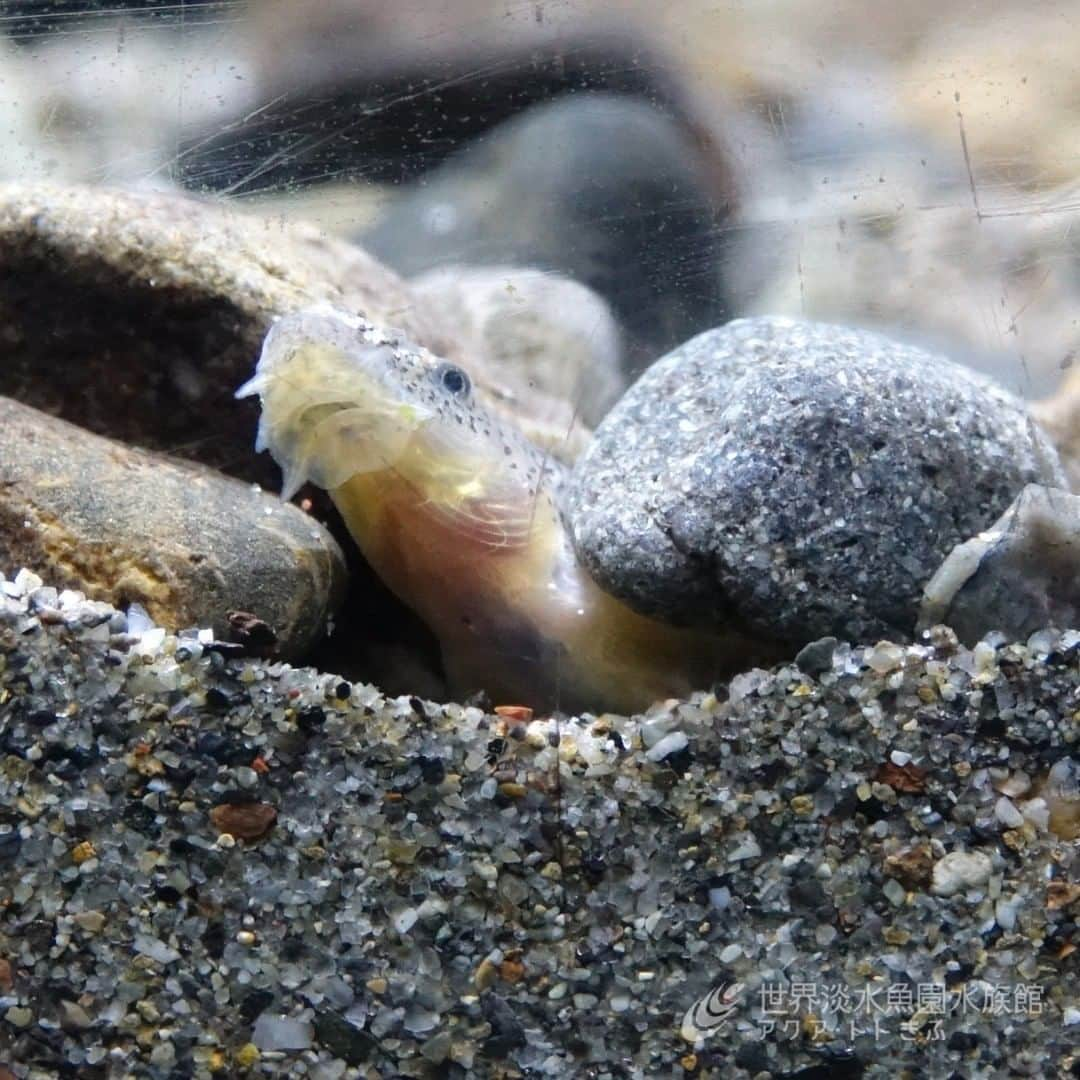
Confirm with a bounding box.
[238,308,758,713]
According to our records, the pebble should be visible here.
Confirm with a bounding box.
[234,1044,260,1068]
[794,635,839,675]
[253,1014,314,1052]
[931,850,994,897]
[865,641,907,674]
[1041,757,1080,841]
[644,730,689,763]
[882,877,907,906]
[994,797,1025,829]
[920,484,1080,645]
[566,317,1065,644]
[995,771,1033,798]
[0,396,346,660]
[133,934,180,965]
[411,266,627,429]
[59,1001,92,1030]
[209,802,278,843]
[4,1007,32,1029]
[72,911,106,933]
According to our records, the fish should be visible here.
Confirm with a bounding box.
[238,307,761,714]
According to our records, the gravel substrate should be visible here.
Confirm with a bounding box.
[0,569,1077,1078]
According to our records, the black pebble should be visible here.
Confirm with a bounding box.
[0,831,21,861]
[238,988,275,1024]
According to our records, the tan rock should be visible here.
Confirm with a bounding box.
[1033,377,1080,492]
[411,266,626,432]
[0,182,457,491]
[0,396,346,659]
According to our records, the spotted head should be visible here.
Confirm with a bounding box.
[236,307,561,548]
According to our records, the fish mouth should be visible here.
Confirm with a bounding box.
[237,322,436,500]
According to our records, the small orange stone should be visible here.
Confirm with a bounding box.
[883,844,934,889]
[1046,881,1080,910]
[250,756,270,775]
[874,761,928,794]
[0,957,12,993]
[133,743,152,756]
[499,958,526,984]
[71,841,96,865]
[209,802,277,842]
[494,705,534,723]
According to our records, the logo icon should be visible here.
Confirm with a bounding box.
[681,982,746,1042]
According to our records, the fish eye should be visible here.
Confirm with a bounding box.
[434,362,471,398]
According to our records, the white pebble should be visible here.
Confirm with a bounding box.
[932,850,993,897]
[252,1014,313,1051]
[125,603,155,635]
[995,896,1020,932]
[134,933,180,964]
[973,640,998,672]
[1020,798,1050,832]
[708,886,731,910]
[727,834,761,862]
[816,924,838,946]
[994,797,1025,829]
[13,568,43,595]
[883,877,907,906]
[645,730,688,762]
[392,907,418,935]
[865,641,904,674]
[134,627,166,655]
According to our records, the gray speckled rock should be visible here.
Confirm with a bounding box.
[920,484,1080,644]
[566,317,1066,644]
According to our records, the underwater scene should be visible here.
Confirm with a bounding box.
[0,1,1078,1076]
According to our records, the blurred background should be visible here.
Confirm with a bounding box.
[2,0,1079,400]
